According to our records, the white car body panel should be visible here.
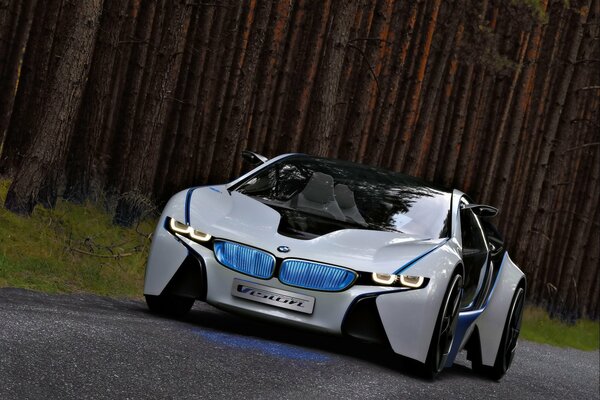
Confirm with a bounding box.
[143,190,188,295]
[143,153,526,371]
[474,254,524,366]
[188,187,445,274]
[377,240,461,362]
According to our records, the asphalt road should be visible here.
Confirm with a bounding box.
[0,288,598,400]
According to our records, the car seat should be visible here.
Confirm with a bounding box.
[290,172,345,220]
[334,184,366,224]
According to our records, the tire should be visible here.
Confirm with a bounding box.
[145,294,195,317]
[472,285,525,380]
[421,271,463,379]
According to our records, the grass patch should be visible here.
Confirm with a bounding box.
[521,306,599,351]
[0,179,155,298]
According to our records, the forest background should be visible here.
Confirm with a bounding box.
[0,0,598,320]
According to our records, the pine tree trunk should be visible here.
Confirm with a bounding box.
[195,3,244,184]
[408,2,466,177]
[0,0,36,146]
[4,0,104,214]
[114,0,192,225]
[391,0,441,172]
[521,1,592,300]
[248,0,292,153]
[107,0,159,194]
[338,0,392,162]
[0,0,21,78]
[305,0,358,157]
[152,5,201,199]
[63,0,129,203]
[209,0,272,182]
[267,0,307,157]
[364,1,418,166]
[0,0,61,176]
[280,0,331,154]
[518,1,591,257]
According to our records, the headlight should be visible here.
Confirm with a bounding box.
[166,217,211,242]
[372,273,397,285]
[371,272,426,288]
[399,275,425,288]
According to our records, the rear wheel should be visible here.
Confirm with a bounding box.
[421,272,463,378]
[473,285,525,380]
[145,294,194,317]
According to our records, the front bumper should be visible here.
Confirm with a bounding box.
[144,221,448,363]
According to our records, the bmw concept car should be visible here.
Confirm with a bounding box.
[144,152,526,379]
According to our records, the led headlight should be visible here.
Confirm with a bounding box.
[372,273,397,285]
[166,217,211,242]
[371,272,426,288]
[399,275,425,288]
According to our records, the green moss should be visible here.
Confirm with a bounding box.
[0,179,155,298]
[521,306,599,351]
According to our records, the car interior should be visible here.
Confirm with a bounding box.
[285,172,367,224]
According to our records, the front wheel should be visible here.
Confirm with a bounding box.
[421,272,463,378]
[472,285,525,380]
[145,294,194,317]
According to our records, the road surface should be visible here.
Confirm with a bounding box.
[0,288,598,399]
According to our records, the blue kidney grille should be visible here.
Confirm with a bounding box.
[213,241,275,279]
[279,260,356,291]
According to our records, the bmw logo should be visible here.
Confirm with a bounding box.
[277,245,290,253]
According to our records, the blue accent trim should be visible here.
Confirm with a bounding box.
[444,253,508,367]
[209,186,221,193]
[279,260,357,292]
[213,240,275,279]
[184,187,198,225]
[445,309,484,368]
[393,239,449,275]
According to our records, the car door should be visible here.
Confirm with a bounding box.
[459,199,490,309]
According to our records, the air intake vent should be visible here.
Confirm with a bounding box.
[213,241,275,279]
[279,260,357,291]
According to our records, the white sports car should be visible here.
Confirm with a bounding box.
[144,152,526,379]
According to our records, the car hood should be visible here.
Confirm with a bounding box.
[187,186,446,274]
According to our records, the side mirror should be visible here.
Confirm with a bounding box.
[242,150,268,166]
[461,203,499,218]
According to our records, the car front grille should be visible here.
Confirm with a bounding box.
[279,259,357,292]
[213,241,357,291]
[213,240,275,279]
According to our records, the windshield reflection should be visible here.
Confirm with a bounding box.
[236,156,451,239]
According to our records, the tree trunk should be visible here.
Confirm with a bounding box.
[152,4,201,199]
[63,0,129,203]
[283,0,331,154]
[106,0,159,194]
[266,0,307,157]
[304,0,358,157]
[0,0,61,176]
[0,0,21,78]
[209,0,272,182]
[0,0,36,146]
[195,3,244,184]
[248,0,292,153]
[4,0,104,214]
[114,0,192,225]
[391,0,441,172]
[520,1,592,299]
[408,2,466,177]
[363,0,414,166]
[338,0,392,162]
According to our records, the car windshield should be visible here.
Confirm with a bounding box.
[234,156,451,239]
